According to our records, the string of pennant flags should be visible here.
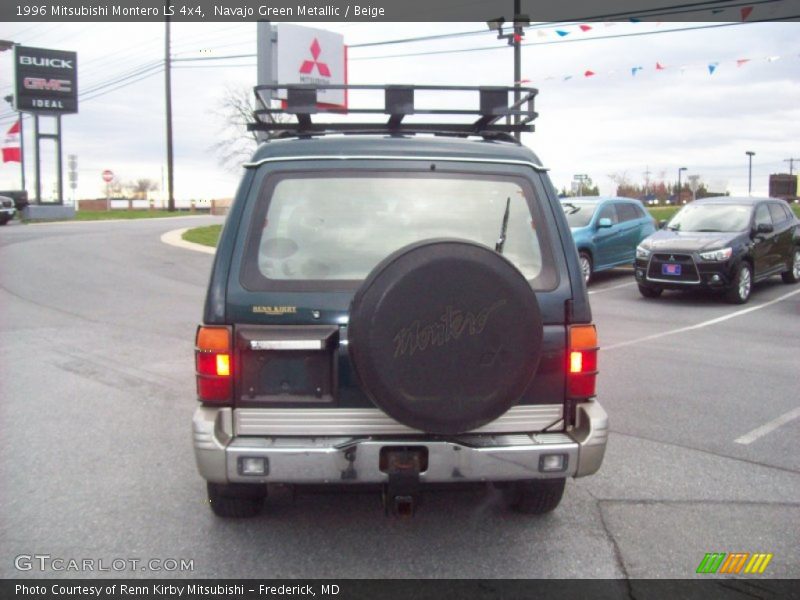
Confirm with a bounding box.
[520,53,795,85]
[531,4,761,39]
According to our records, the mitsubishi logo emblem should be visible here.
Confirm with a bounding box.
[299,39,331,77]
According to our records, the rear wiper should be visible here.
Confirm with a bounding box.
[495,197,511,254]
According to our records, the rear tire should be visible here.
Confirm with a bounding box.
[638,284,663,298]
[507,478,566,515]
[579,252,593,285]
[781,247,800,284]
[726,262,752,304]
[207,482,266,518]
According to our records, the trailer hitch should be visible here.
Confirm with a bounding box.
[380,447,427,517]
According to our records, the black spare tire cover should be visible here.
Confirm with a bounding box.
[348,239,544,434]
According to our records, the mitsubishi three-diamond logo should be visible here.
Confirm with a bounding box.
[299,39,331,77]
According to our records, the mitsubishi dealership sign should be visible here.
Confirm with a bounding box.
[275,24,346,108]
[14,45,78,114]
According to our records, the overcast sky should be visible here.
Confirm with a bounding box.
[0,20,798,204]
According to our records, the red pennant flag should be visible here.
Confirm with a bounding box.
[736,59,751,67]
[580,25,592,32]
[656,62,666,70]
[2,120,21,163]
[740,6,753,20]
[584,70,595,77]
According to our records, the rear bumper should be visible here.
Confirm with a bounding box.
[192,402,608,484]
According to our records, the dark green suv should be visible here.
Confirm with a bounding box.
[193,85,608,517]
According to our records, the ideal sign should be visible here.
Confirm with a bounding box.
[275,24,346,108]
[14,46,78,114]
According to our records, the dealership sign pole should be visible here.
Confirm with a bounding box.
[14,45,78,206]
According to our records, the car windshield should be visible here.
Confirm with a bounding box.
[250,174,552,284]
[666,204,751,232]
[561,201,598,228]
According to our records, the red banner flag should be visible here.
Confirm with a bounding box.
[2,120,21,163]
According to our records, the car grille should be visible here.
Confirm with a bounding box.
[647,253,700,283]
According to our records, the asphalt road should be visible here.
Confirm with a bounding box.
[1,217,798,580]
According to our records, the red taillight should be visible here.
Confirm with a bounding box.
[567,324,598,399]
[195,326,232,403]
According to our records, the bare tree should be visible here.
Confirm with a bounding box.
[125,178,159,200]
[607,171,630,189]
[209,85,288,171]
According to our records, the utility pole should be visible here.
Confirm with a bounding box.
[486,2,529,142]
[513,0,522,140]
[784,158,800,175]
[677,167,687,204]
[165,18,175,212]
[746,151,755,196]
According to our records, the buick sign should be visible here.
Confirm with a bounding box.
[15,46,78,114]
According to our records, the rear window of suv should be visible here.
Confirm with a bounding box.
[240,170,558,291]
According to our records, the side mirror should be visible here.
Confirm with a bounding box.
[659,219,668,229]
[755,222,774,235]
[597,217,613,228]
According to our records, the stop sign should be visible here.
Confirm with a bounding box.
[102,169,114,183]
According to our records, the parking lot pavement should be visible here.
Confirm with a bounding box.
[0,223,797,579]
[591,269,800,472]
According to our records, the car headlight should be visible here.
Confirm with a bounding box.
[636,244,652,259]
[699,247,733,261]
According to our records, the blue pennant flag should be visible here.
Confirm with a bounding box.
[708,62,719,74]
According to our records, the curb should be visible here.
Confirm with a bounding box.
[25,214,211,226]
[160,228,216,255]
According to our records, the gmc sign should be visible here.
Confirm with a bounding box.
[14,46,78,114]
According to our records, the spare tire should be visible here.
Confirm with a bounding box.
[348,239,544,434]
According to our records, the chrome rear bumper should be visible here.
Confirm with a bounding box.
[193,402,608,484]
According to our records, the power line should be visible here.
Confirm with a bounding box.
[0,62,164,123]
[349,21,767,62]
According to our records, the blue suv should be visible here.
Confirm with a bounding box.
[561,196,656,283]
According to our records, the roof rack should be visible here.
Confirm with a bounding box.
[248,84,538,142]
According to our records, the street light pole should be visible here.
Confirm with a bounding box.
[677,167,687,204]
[746,151,755,196]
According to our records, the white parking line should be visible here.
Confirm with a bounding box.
[603,287,800,351]
[588,281,636,295]
[734,407,800,445]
